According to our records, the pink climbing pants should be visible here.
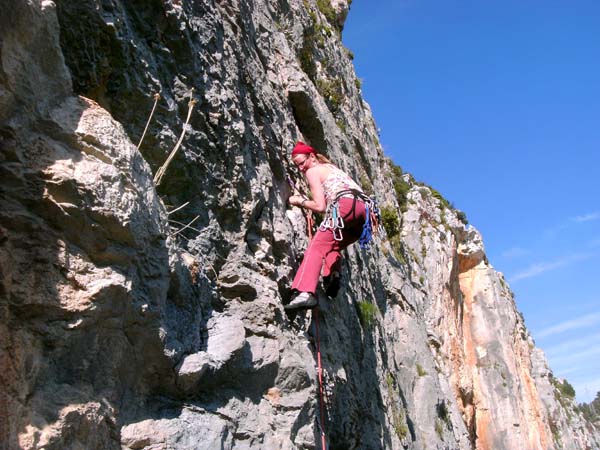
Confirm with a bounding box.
[291,197,367,294]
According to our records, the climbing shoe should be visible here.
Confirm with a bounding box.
[284,292,317,310]
[323,271,341,298]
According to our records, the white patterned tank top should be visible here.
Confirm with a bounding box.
[321,164,363,203]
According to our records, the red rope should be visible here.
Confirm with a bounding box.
[314,308,327,449]
[307,211,315,239]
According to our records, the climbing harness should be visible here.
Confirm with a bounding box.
[319,189,385,248]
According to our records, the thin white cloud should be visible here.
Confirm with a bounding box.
[535,312,600,339]
[552,366,580,376]
[574,377,600,403]
[509,253,594,282]
[544,331,600,356]
[501,246,530,259]
[546,346,600,369]
[572,212,600,223]
[543,212,600,238]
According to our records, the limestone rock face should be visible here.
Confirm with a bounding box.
[1,1,599,450]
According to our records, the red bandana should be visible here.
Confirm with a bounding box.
[292,141,316,156]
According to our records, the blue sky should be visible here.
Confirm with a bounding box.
[343,0,600,403]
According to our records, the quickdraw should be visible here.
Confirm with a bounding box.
[320,189,385,248]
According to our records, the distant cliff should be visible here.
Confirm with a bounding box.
[1,1,599,449]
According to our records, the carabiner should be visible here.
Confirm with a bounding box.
[333,227,344,241]
[320,216,333,230]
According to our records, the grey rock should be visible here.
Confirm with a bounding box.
[176,315,246,393]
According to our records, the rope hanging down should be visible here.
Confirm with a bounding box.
[154,90,197,187]
[314,309,328,450]
[137,92,161,150]
[287,171,327,448]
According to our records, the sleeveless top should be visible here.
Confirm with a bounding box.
[321,164,363,203]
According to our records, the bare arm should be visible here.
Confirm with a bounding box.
[288,167,328,213]
[303,166,327,213]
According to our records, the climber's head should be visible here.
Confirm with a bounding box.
[291,141,329,172]
[292,141,316,157]
[291,141,317,173]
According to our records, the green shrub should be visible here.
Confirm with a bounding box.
[439,208,448,230]
[316,78,344,114]
[416,363,427,377]
[386,372,394,390]
[387,159,470,227]
[380,205,399,238]
[357,301,377,328]
[394,418,409,439]
[455,209,468,225]
[430,187,451,210]
[554,377,576,399]
[299,2,328,81]
[316,0,338,29]
[388,161,410,212]
[385,371,408,439]
[299,30,317,81]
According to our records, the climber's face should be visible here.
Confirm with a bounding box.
[292,153,314,173]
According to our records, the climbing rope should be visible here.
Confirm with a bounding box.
[314,308,328,450]
[154,89,197,186]
[137,92,161,150]
[286,166,326,446]
[307,211,315,239]
[359,202,372,248]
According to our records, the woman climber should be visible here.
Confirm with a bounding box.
[286,141,370,310]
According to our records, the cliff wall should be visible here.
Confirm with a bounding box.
[1,1,598,449]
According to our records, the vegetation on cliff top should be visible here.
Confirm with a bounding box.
[387,159,468,225]
[579,392,600,426]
